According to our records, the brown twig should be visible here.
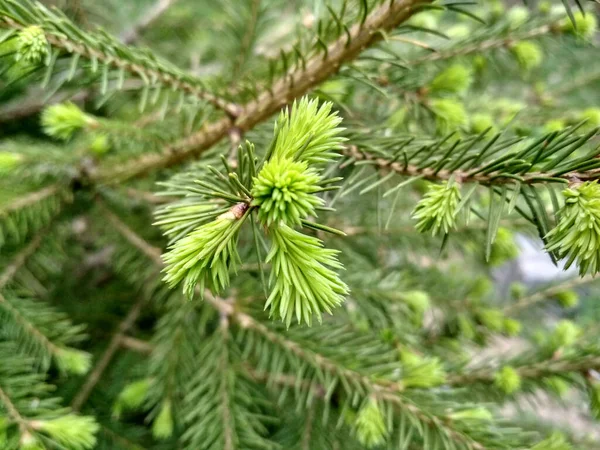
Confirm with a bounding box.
[503,274,600,315]
[0,185,60,216]
[0,233,44,289]
[447,355,600,386]
[90,0,431,185]
[71,297,145,411]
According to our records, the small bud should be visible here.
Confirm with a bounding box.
[429,64,472,95]
[0,151,23,173]
[472,55,487,73]
[561,11,598,39]
[503,318,522,336]
[469,276,493,300]
[494,366,521,394]
[507,6,530,28]
[412,181,461,236]
[16,26,48,65]
[543,119,566,133]
[152,400,174,440]
[489,227,519,266]
[510,41,543,72]
[401,290,430,314]
[470,113,495,135]
[429,98,468,134]
[546,182,600,276]
[578,107,600,130]
[42,103,98,141]
[55,347,92,375]
[354,399,387,448]
[31,414,98,449]
[408,12,439,30]
[251,157,323,227]
[400,349,447,388]
[477,308,504,332]
[113,378,152,418]
[510,282,527,299]
[90,133,111,155]
[550,320,581,350]
[447,24,470,39]
[555,290,579,308]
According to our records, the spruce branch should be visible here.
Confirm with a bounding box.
[0,184,61,216]
[91,0,432,184]
[448,354,600,387]
[343,141,600,186]
[406,23,556,67]
[504,274,599,315]
[98,202,517,450]
[0,232,43,289]
[70,297,144,412]
[0,381,30,439]
[0,0,239,117]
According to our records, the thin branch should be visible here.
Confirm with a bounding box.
[120,0,179,45]
[91,0,431,184]
[0,383,29,436]
[100,202,163,266]
[447,354,600,386]
[407,24,554,67]
[503,275,600,315]
[71,297,145,411]
[120,336,153,354]
[0,15,240,117]
[0,185,60,216]
[0,232,44,289]
[344,145,600,185]
[0,291,64,356]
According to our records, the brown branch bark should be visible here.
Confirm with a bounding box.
[0,185,60,216]
[90,0,431,185]
[0,233,44,289]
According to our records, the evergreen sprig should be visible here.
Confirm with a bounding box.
[162,204,249,298]
[546,182,600,276]
[266,225,348,327]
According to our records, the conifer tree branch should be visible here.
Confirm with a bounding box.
[103,204,487,449]
[91,0,431,184]
[0,8,239,117]
[71,297,144,411]
[0,383,30,436]
[0,184,60,216]
[0,232,43,289]
[344,144,600,186]
[407,23,556,67]
[447,353,600,386]
[504,275,599,315]
[0,291,64,356]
